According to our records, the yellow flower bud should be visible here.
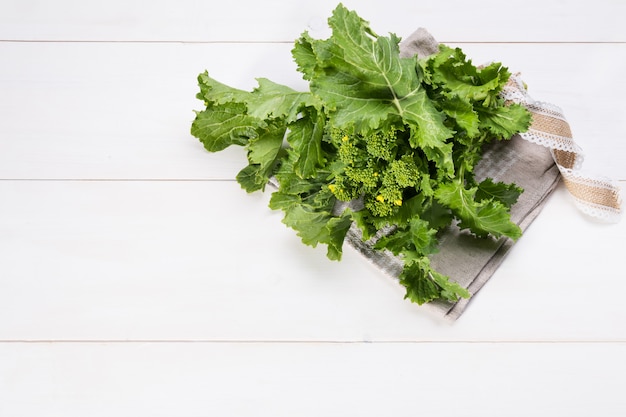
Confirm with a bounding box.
[394,199,403,206]
[376,195,384,202]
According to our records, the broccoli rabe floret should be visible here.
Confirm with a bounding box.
[345,164,379,190]
[364,189,402,217]
[337,135,366,166]
[365,129,398,161]
[365,155,420,217]
[328,176,360,202]
[329,129,382,201]
[328,128,423,218]
[383,154,420,189]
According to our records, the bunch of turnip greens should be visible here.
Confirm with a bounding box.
[191,3,531,305]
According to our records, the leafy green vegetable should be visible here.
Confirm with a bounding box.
[191,3,531,305]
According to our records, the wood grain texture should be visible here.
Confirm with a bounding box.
[1,1,625,416]
[1,181,624,342]
[1,342,625,417]
[1,0,625,42]
[1,42,624,180]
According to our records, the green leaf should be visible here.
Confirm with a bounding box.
[281,205,329,246]
[407,218,439,254]
[439,97,480,138]
[281,205,352,261]
[197,71,251,105]
[476,178,523,208]
[476,103,531,139]
[307,4,453,149]
[236,164,267,193]
[236,126,286,192]
[273,154,328,197]
[247,126,285,169]
[399,258,470,305]
[401,263,441,305]
[385,193,425,227]
[424,46,507,102]
[347,209,377,241]
[324,215,354,260]
[286,107,326,178]
[421,141,455,178]
[420,199,453,230]
[268,191,301,211]
[435,179,522,240]
[428,268,471,302]
[248,78,315,123]
[190,102,264,152]
[374,218,438,256]
[292,32,318,81]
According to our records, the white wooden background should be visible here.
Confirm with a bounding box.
[1,1,625,415]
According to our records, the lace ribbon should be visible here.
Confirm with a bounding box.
[501,74,622,222]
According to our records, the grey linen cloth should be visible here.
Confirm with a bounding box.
[341,29,560,320]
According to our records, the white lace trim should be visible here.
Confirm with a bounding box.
[571,198,623,223]
[521,130,585,164]
[502,72,622,222]
[527,101,565,119]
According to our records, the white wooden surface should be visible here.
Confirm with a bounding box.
[1,1,625,415]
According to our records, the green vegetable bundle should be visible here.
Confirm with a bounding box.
[191,3,531,305]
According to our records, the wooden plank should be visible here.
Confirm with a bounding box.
[1,0,625,42]
[0,41,298,181]
[1,341,624,416]
[1,180,624,341]
[1,42,625,180]
[1,2,623,414]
